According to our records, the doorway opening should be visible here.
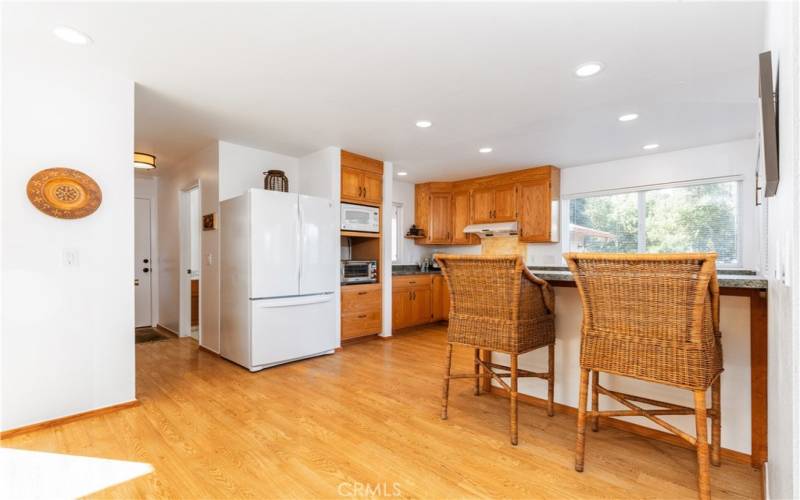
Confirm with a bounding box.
[180,184,202,342]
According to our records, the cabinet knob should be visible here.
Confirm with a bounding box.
[357,314,367,319]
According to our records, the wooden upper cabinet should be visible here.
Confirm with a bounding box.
[471,187,495,223]
[414,165,560,245]
[428,192,452,243]
[494,184,517,221]
[517,169,560,243]
[341,150,383,205]
[471,184,516,222]
[341,166,364,201]
[451,190,475,244]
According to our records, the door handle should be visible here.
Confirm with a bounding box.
[412,290,416,300]
[187,269,192,274]
[359,186,364,197]
[143,268,150,273]
[358,291,368,295]
[134,278,139,286]
[143,258,149,264]
[363,187,367,198]
[357,314,367,319]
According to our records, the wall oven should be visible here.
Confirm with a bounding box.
[341,203,380,233]
[341,260,377,284]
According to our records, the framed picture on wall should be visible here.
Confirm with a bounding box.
[202,213,216,231]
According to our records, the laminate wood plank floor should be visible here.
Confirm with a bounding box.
[2,324,760,499]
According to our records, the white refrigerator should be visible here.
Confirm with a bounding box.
[220,189,338,371]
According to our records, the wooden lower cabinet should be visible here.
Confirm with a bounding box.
[393,274,449,331]
[341,283,382,340]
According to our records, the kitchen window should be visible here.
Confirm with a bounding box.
[567,180,740,266]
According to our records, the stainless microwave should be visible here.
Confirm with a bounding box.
[341,203,379,233]
[341,260,378,284]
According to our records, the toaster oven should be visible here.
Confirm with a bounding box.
[341,260,378,284]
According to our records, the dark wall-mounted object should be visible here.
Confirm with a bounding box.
[759,51,779,198]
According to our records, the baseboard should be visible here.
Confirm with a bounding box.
[762,461,769,500]
[0,400,140,439]
[155,323,179,336]
[489,387,751,466]
[198,344,219,355]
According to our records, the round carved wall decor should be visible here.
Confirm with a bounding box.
[26,167,102,219]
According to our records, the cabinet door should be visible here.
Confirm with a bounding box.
[411,287,432,326]
[428,192,452,243]
[518,178,551,242]
[392,289,412,330]
[341,166,364,202]
[431,276,444,321]
[472,187,494,223]
[494,184,517,221]
[451,190,474,244]
[361,171,383,205]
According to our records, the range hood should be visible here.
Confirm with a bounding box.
[462,221,518,238]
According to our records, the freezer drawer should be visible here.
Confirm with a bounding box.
[250,294,336,369]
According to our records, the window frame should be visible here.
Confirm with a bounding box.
[562,176,743,268]
[391,202,403,264]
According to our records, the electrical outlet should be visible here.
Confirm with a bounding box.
[63,249,79,267]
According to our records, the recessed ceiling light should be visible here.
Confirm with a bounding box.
[53,26,92,45]
[642,143,660,150]
[397,171,408,176]
[415,120,432,128]
[575,62,604,77]
[618,113,639,122]
[479,147,493,153]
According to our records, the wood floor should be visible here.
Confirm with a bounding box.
[2,324,760,499]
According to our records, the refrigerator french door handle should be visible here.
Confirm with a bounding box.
[298,201,303,281]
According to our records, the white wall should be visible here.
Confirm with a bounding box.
[219,141,298,201]
[156,143,220,353]
[392,180,429,266]
[1,37,135,430]
[135,176,159,326]
[763,1,800,497]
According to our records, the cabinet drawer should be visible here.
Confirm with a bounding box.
[393,274,433,289]
[341,309,382,340]
[341,284,382,313]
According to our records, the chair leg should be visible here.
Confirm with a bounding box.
[711,378,721,467]
[547,343,555,417]
[591,370,599,432]
[694,389,711,500]
[441,343,453,420]
[575,368,590,472]
[510,354,518,446]
[473,348,481,396]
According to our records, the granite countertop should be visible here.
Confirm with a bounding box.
[392,265,768,289]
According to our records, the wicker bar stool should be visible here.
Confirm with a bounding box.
[564,253,722,500]
[435,254,556,445]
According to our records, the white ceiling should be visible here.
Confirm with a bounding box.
[5,2,765,182]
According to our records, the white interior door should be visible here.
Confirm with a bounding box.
[299,195,338,295]
[134,197,152,327]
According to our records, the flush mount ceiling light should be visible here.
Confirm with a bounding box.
[397,171,408,176]
[479,147,493,153]
[415,120,432,128]
[618,113,639,122]
[575,62,604,77]
[642,143,660,151]
[133,152,157,170]
[53,26,92,45]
